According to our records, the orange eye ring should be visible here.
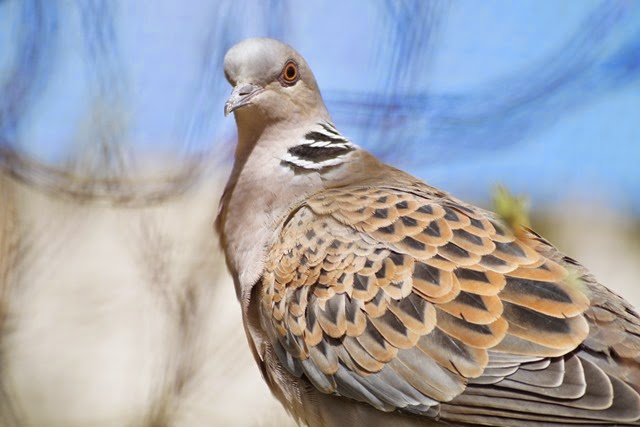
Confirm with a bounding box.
[279,60,299,86]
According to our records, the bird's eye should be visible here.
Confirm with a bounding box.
[279,60,299,86]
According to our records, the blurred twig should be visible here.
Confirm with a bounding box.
[0,173,22,427]
[0,145,203,207]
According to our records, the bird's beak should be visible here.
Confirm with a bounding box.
[224,83,264,116]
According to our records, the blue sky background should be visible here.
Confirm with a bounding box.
[1,0,639,213]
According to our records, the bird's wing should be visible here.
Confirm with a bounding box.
[260,184,640,425]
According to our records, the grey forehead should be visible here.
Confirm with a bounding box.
[223,38,299,84]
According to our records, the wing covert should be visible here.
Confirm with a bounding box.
[259,186,634,421]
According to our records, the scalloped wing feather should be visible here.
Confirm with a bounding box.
[259,185,640,425]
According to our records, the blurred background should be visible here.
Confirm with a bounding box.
[0,1,639,426]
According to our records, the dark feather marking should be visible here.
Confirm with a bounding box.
[274,341,303,377]
[354,274,370,291]
[495,241,526,258]
[505,277,573,304]
[378,223,395,234]
[446,314,494,335]
[389,251,405,265]
[325,296,344,325]
[444,208,460,222]
[288,143,354,162]
[456,291,489,311]
[398,293,429,323]
[345,297,360,323]
[469,217,485,230]
[503,302,571,334]
[414,262,440,285]
[449,204,475,215]
[562,255,580,266]
[304,130,346,143]
[456,269,490,283]
[319,122,341,135]
[429,327,474,361]
[369,289,385,307]
[454,229,483,246]
[492,221,507,236]
[306,300,318,328]
[373,208,388,219]
[315,339,332,358]
[378,310,409,335]
[292,287,304,305]
[442,242,470,258]
[374,248,386,256]
[403,236,426,251]
[396,200,409,210]
[481,254,507,267]
[365,321,388,347]
[375,262,387,279]
[417,204,434,215]
[401,216,418,227]
[423,220,441,237]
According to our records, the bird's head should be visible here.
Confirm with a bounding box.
[223,38,329,125]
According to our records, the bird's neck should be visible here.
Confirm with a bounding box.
[217,116,370,305]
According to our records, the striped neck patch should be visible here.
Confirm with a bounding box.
[281,122,356,171]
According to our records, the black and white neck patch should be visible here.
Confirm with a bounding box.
[281,122,356,171]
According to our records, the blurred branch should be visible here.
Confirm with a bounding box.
[327,0,640,165]
[0,145,203,207]
[0,173,22,427]
[0,0,58,138]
